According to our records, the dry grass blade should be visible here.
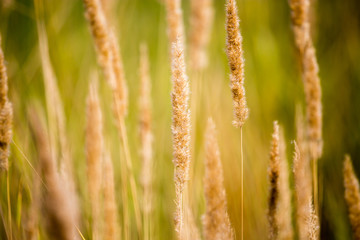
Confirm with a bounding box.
[343,155,360,239]
[139,43,153,240]
[86,80,103,240]
[28,108,78,240]
[0,35,13,171]
[189,0,214,70]
[202,118,234,240]
[225,0,249,128]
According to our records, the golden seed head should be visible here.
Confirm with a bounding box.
[344,155,360,239]
[226,0,249,128]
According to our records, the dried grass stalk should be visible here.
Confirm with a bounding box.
[0,36,13,171]
[202,118,234,240]
[343,155,360,239]
[109,31,128,118]
[83,0,128,118]
[165,0,185,45]
[293,140,312,240]
[103,150,119,240]
[139,43,153,240]
[289,0,322,159]
[83,0,141,236]
[278,128,294,240]
[185,207,201,240]
[24,169,41,240]
[28,109,78,240]
[83,0,116,88]
[34,3,73,180]
[225,0,249,128]
[268,121,280,239]
[189,0,214,70]
[171,36,191,239]
[307,199,319,240]
[86,81,103,240]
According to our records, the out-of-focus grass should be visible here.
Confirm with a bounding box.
[0,0,360,239]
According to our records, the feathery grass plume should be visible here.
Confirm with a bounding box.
[82,0,116,88]
[278,128,294,240]
[34,0,73,180]
[165,0,185,45]
[83,0,141,237]
[185,207,201,240]
[82,0,128,117]
[293,141,312,240]
[288,0,322,160]
[189,0,214,70]
[202,118,234,240]
[86,80,103,240]
[139,43,153,240]
[0,35,13,171]
[110,31,128,118]
[225,0,249,128]
[343,155,360,239]
[103,150,119,240]
[268,121,280,239]
[307,199,319,240]
[170,36,191,239]
[295,105,309,161]
[28,108,78,240]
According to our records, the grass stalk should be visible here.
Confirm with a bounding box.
[240,127,244,240]
[7,172,12,240]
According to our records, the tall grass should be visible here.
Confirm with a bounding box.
[0,0,359,239]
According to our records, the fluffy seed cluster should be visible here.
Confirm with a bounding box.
[289,0,322,159]
[0,36,13,171]
[110,31,128,117]
[83,0,128,118]
[29,110,77,240]
[343,155,360,239]
[189,0,214,70]
[103,151,119,240]
[293,140,312,240]
[307,199,319,240]
[86,81,103,240]
[225,0,249,128]
[202,118,234,240]
[165,0,185,46]
[278,129,294,240]
[268,121,280,239]
[171,37,191,238]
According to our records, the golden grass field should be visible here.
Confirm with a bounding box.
[0,0,360,239]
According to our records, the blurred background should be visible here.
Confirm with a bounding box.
[0,0,360,239]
